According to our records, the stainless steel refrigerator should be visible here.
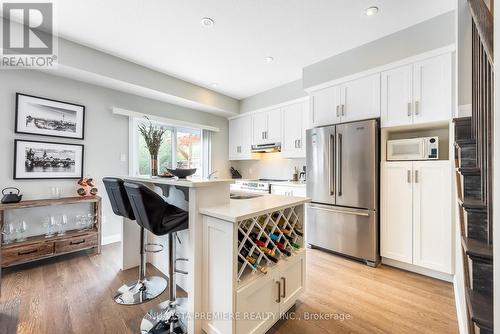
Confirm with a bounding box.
[306,119,379,266]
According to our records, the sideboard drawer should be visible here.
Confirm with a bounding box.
[54,233,98,254]
[2,243,54,266]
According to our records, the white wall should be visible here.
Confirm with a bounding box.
[0,70,229,243]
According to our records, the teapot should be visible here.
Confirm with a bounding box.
[1,187,23,204]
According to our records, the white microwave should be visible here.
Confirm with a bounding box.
[387,137,439,161]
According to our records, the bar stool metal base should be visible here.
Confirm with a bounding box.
[140,297,188,334]
[113,276,167,305]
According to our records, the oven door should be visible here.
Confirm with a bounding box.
[387,138,424,161]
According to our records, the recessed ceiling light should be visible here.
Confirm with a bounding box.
[210,82,218,88]
[364,6,379,16]
[264,56,274,63]
[201,17,215,28]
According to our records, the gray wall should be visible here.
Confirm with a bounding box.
[0,70,229,242]
[303,11,455,89]
[1,18,240,116]
[239,79,307,114]
[57,37,240,115]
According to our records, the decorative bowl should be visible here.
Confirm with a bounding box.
[166,168,197,179]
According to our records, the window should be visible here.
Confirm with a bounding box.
[131,117,205,178]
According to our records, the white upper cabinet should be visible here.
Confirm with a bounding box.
[281,101,308,158]
[381,53,452,128]
[310,74,380,127]
[252,108,282,145]
[252,111,268,145]
[310,86,340,127]
[381,65,413,127]
[413,53,452,125]
[267,108,282,143]
[229,115,253,160]
[340,74,381,123]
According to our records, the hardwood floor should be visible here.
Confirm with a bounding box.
[0,244,458,334]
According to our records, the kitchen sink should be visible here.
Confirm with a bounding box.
[230,193,263,200]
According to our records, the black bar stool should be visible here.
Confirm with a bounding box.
[103,177,167,305]
[123,182,189,334]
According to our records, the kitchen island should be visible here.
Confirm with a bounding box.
[120,176,309,334]
[200,194,310,334]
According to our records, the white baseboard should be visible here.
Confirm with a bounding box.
[381,257,454,282]
[453,275,467,334]
[102,233,121,245]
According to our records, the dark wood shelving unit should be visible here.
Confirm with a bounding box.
[0,196,101,270]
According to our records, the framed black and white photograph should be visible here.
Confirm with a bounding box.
[14,140,84,180]
[15,93,85,140]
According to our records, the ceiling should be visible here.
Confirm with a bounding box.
[48,1,453,99]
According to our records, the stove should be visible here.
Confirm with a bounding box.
[232,179,288,193]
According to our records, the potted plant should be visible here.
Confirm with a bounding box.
[138,117,166,177]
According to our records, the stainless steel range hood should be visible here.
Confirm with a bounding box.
[251,142,281,153]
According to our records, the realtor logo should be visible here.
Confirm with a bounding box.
[1,2,57,68]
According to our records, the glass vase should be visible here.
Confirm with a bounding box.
[150,155,158,176]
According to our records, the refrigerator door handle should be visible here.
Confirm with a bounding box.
[337,132,343,196]
[309,204,370,217]
[329,134,335,195]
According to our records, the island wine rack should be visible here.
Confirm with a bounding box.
[237,205,303,282]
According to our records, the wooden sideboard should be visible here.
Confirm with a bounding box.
[0,196,101,269]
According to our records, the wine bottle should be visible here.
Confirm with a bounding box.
[245,256,268,274]
[240,242,278,263]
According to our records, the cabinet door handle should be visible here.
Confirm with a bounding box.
[407,170,411,183]
[407,102,412,116]
[281,277,286,298]
[414,101,420,115]
[18,249,38,256]
[276,281,281,303]
[341,104,345,116]
[297,139,301,148]
[336,105,340,117]
[415,170,419,183]
[265,131,268,139]
[70,239,86,245]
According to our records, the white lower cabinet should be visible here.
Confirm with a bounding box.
[381,161,452,274]
[236,253,305,334]
[235,271,281,334]
[412,161,452,273]
[202,216,306,334]
[381,162,413,263]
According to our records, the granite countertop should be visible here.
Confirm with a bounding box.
[124,176,234,188]
[199,194,311,222]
